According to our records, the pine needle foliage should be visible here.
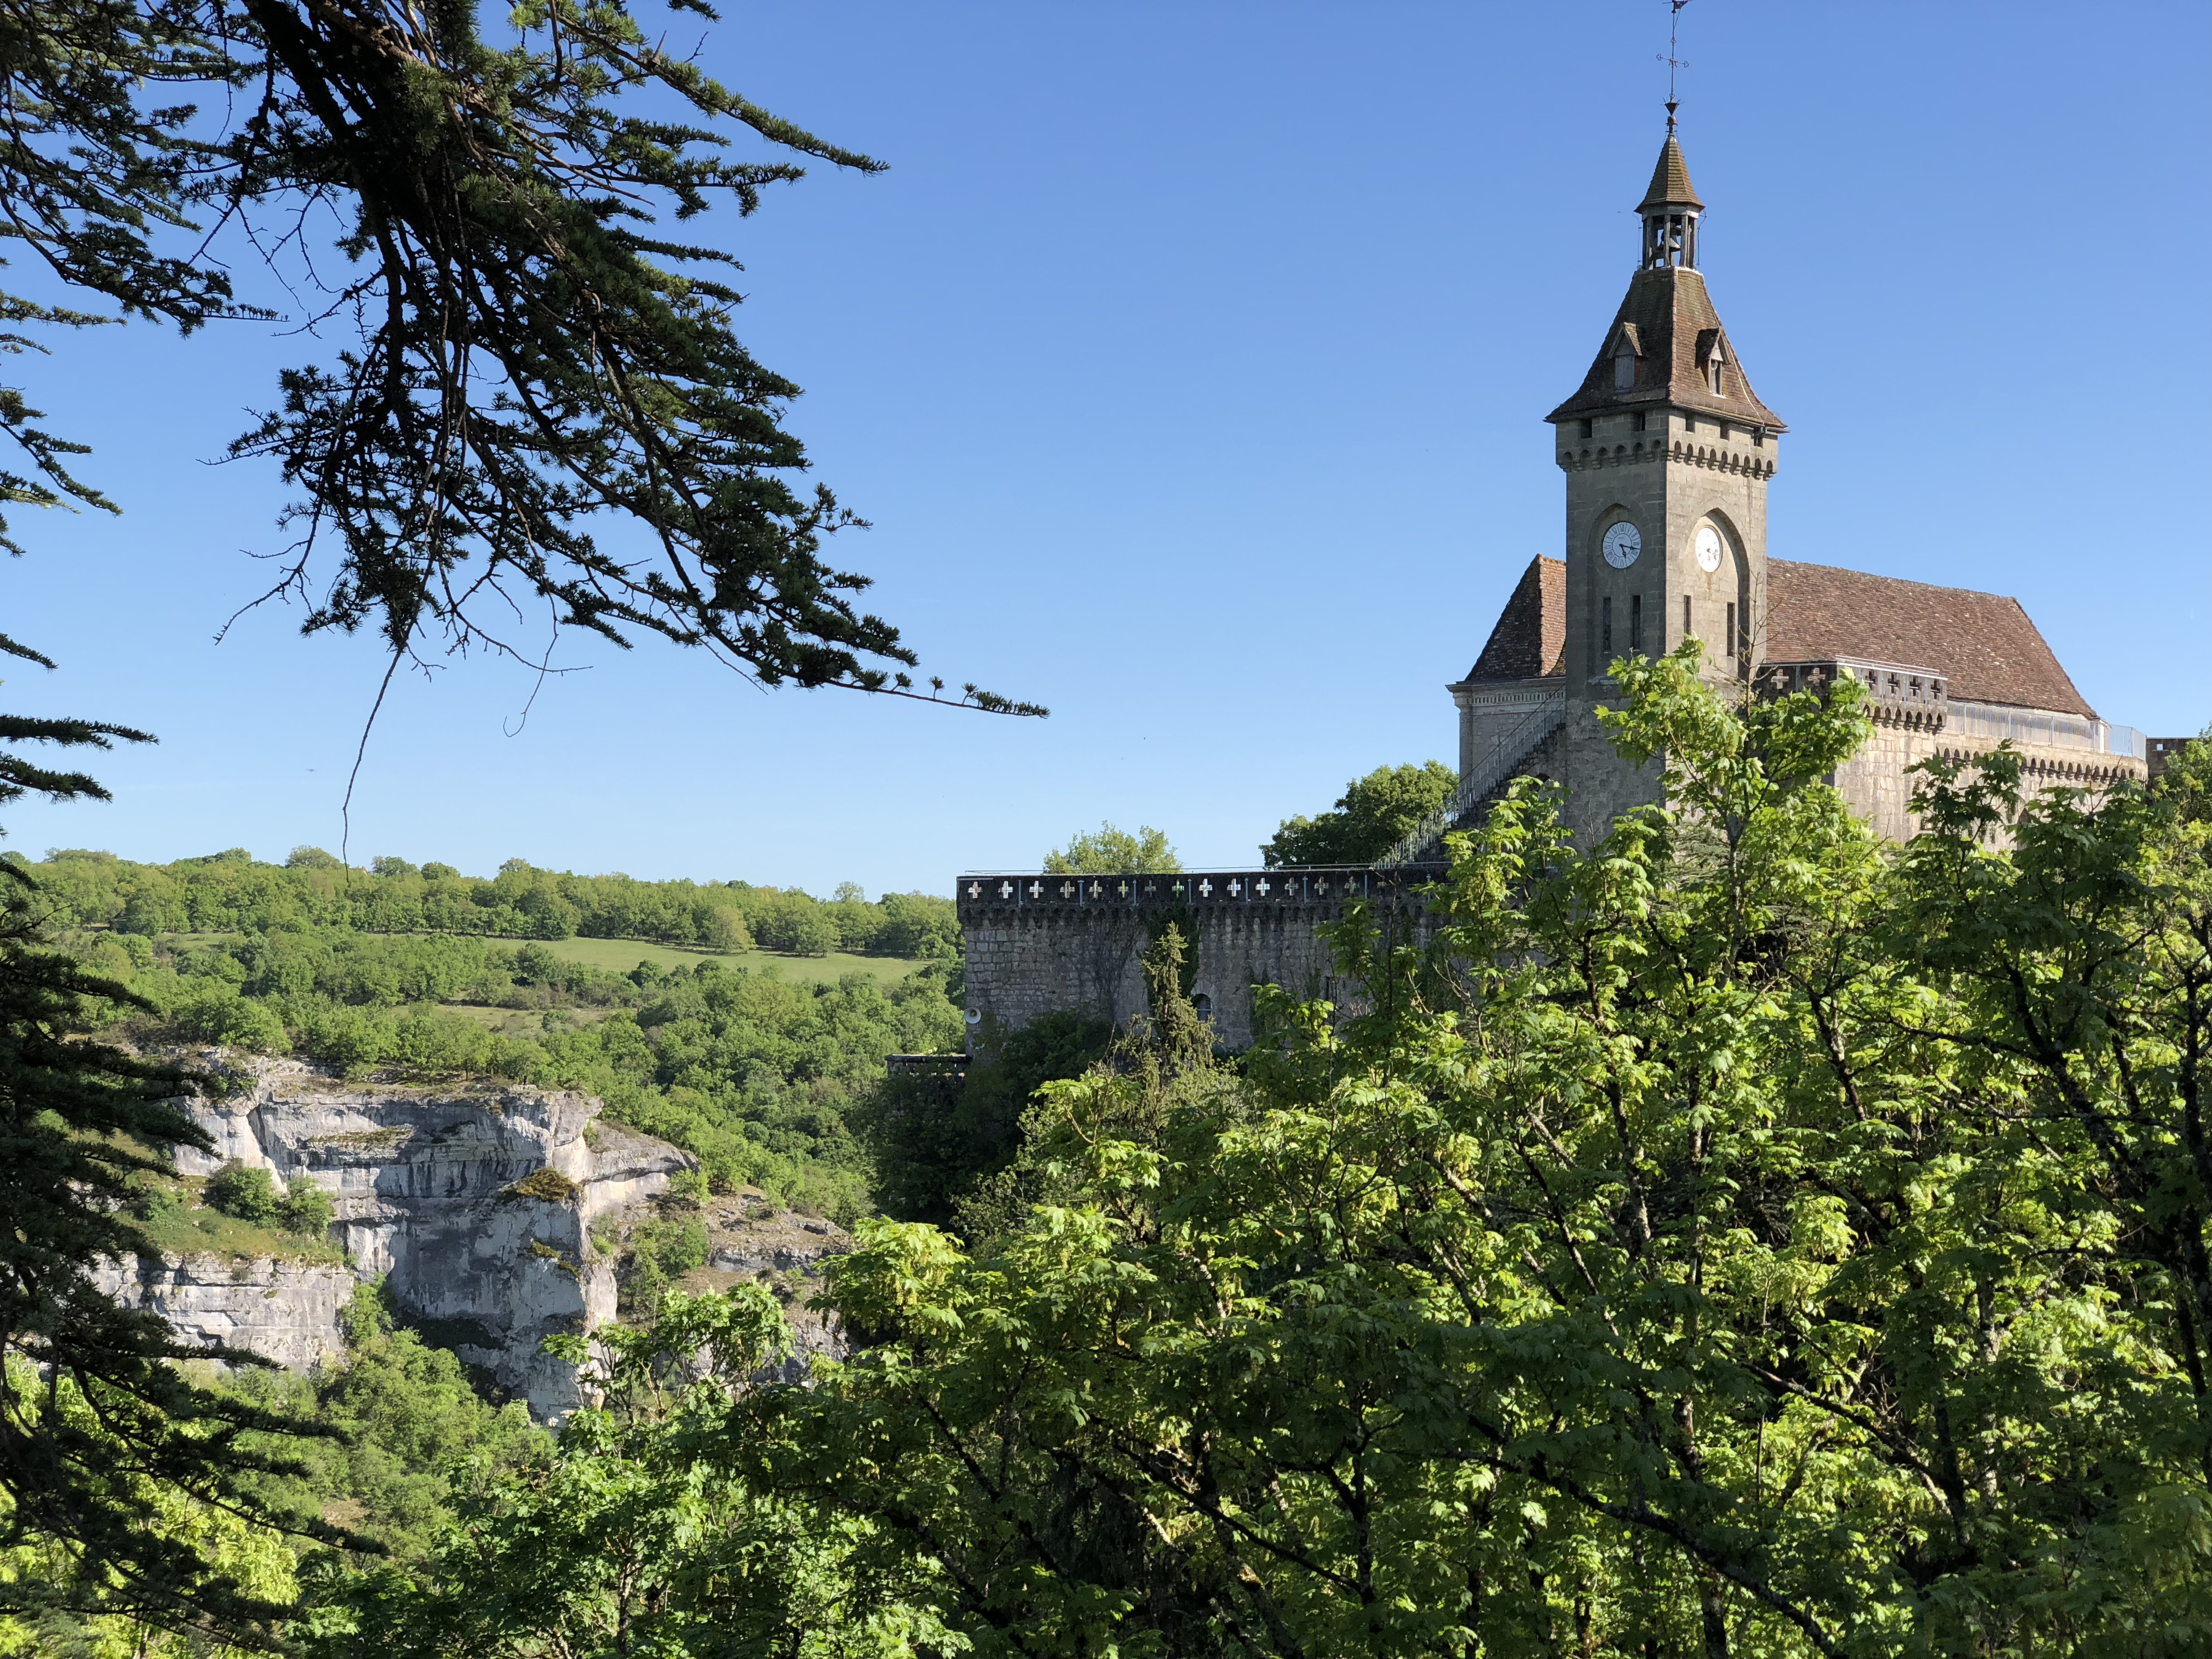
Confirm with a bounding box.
[0,0,1043,711]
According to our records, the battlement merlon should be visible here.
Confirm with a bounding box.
[954,865,1446,1053]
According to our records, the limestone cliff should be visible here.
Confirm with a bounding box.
[150,1056,690,1417]
[101,1252,357,1373]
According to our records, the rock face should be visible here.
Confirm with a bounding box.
[101,1253,357,1373]
[692,1197,853,1381]
[169,1057,690,1417]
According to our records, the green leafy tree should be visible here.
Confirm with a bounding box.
[1043,822,1180,873]
[306,1288,954,1657]
[2156,723,2212,822]
[856,1008,1112,1230]
[1262,759,1455,865]
[731,646,2212,1656]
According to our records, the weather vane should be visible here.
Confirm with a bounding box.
[1660,0,1691,132]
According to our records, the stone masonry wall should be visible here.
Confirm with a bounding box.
[958,870,1437,1051]
[1835,719,2149,842]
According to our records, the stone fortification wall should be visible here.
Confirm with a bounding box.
[1836,722,2148,842]
[957,868,1439,1051]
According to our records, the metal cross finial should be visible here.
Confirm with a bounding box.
[1660,0,1691,130]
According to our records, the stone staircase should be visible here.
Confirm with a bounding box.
[1381,689,1568,866]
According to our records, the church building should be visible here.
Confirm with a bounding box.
[1439,126,2146,849]
[955,124,2162,1053]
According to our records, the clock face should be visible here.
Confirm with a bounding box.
[1695,524,1725,573]
[1601,522,1642,569]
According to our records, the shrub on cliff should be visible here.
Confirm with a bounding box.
[279,1180,335,1241]
[204,1162,282,1227]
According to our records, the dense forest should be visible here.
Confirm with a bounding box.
[13,660,2212,1656]
[28,849,966,1219]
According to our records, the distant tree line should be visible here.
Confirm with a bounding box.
[15,849,958,960]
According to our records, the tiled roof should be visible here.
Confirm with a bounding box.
[1460,556,1565,682]
[1638,135,1703,211]
[1550,267,1786,429]
[1766,560,2096,719]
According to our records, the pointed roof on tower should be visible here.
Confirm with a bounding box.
[1547,129,1785,431]
[1638,134,1703,211]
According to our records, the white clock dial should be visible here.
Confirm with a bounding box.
[1695,524,1725,573]
[1601,522,1642,569]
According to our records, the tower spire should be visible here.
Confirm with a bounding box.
[1638,131,1703,269]
[1660,0,1691,129]
[1647,2,1696,264]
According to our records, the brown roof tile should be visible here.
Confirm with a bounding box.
[1638,135,1703,211]
[1549,267,1785,429]
[1460,556,1565,682]
[1765,560,2096,719]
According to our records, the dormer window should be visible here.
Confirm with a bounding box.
[1708,345,1726,395]
[1609,324,1643,392]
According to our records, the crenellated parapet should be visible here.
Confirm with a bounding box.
[957,867,1439,911]
[1757,657,1951,734]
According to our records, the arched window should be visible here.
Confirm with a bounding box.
[1192,993,1213,1021]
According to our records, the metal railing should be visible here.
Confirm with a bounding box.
[1947,700,2142,757]
[1380,688,1568,867]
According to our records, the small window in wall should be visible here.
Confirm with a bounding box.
[1192,993,1212,1021]
[1682,595,1692,639]
[1683,414,1697,434]
[1601,596,1613,659]
[1719,421,1731,441]
[1578,418,1593,440]
[1726,602,1739,663]
[1752,426,1766,448]
[1630,593,1643,654]
[1632,411,1647,432]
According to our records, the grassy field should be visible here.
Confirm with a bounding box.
[136,1198,347,1265]
[544,935,927,988]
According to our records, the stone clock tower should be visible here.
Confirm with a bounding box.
[1548,127,1784,698]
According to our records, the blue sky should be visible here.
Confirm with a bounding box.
[8,0,2208,893]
